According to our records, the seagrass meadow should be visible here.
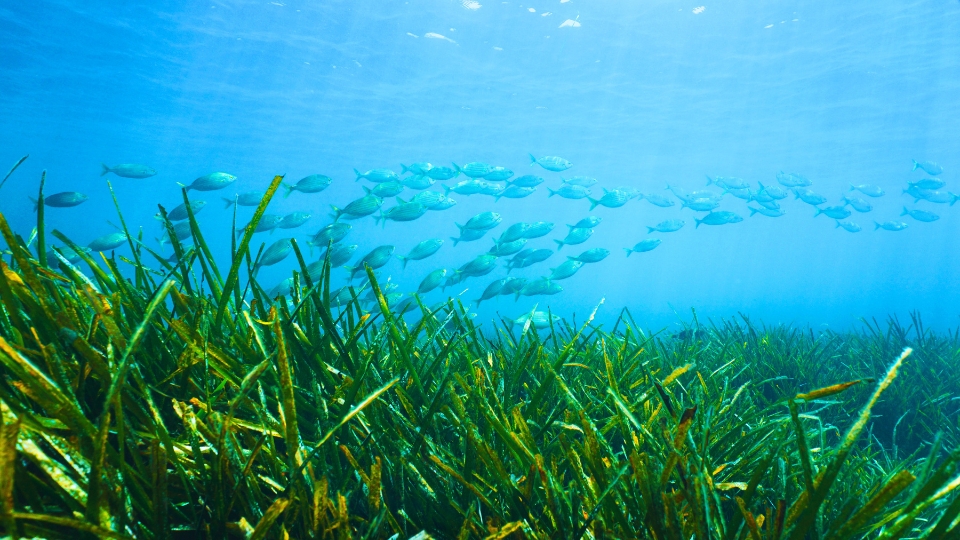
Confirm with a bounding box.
[2,173,960,539]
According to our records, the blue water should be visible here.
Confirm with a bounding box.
[2,0,959,330]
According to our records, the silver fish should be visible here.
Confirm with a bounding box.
[256,238,293,268]
[430,196,458,211]
[901,207,939,222]
[376,201,428,225]
[554,227,593,250]
[180,172,236,192]
[748,206,786,217]
[484,167,514,181]
[841,195,873,213]
[460,211,502,231]
[815,206,851,219]
[455,162,492,178]
[425,165,459,180]
[568,248,609,263]
[548,184,591,199]
[316,244,358,272]
[331,194,383,220]
[757,199,781,210]
[510,310,561,329]
[238,214,283,235]
[835,220,861,233]
[496,185,536,200]
[647,219,684,233]
[907,178,944,190]
[478,181,504,196]
[588,189,631,210]
[278,211,312,229]
[418,269,447,294]
[444,179,485,196]
[397,239,443,268]
[346,245,395,279]
[457,254,498,278]
[400,175,434,190]
[874,220,908,231]
[222,190,265,208]
[488,238,527,257]
[912,160,943,176]
[308,223,351,247]
[757,183,788,200]
[529,154,572,172]
[354,168,399,183]
[101,163,156,179]
[366,182,406,198]
[682,198,720,212]
[642,194,675,208]
[624,238,661,256]
[401,162,433,175]
[88,232,128,251]
[159,221,192,248]
[158,200,206,222]
[549,259,584,280]
[32,191,88,210]
[284,174,332,196]
[508,248,553,271]
[411,190,447,208]
[793,188,827,206]
[776,171,812,187]
[849,184,885,197]
[570,216,602,229]
[695,211,743,228]
[905,188,958,205]
[451,227,488,246]
[475,279,508,306]
[561,176,597,187]
[706,176,749,190]
[500,277,527,296]
[522,222,554,239]
[510,175,544,187]
[724,187,754,201]
[516,277,563,298]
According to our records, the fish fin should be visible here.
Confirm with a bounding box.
[450,236,460,246]
[222,197,236,209]
[757,181,766,191]
[901,206,909,216]
[529,153,537,166]
[647,226,655,232]
[695,218,702,228]
[553,239,564,250]
[748,207,757,217]
[100,163,110,176]
[587,197,600,211]
[547,188,556,197]
[398,255,408,269]
[28,196,38,212]
[814,208,822,217]
[912,159,919,171]
[873,221,881,230]
[354,168,362,181]
[282,183,294,198]
[835,220,841,228]
[452,163,461,173]
[792,189,800,199]
[849,184,856,192]
[705,175,713,186]
[401,164,409,174]
[396,196,407,204]
[951,193,959,206]
[362,186,372,195]
[442,185,451,195]
[623,248,632,257]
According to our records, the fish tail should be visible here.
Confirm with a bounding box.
[748,207,757,217]
[951,193,959,206]
[398,256,408,269]
[473,298,482,307]
[28,196,38,212]
[647,226,655,232]
[814,208,822,217]
[792,189,800,199]
[330,205,342,221]
[222,197,236,209]
[848,184,856,192]
[452,163,461,173]
[587,197,600,211]
[547,188,556,197]
[705,175,713,186]
[560,176,567,184]
[835,220,841,228]
[873,221,881,231]
[695,218,702,228]
[100,163,111,176]
[529,153,537,166]
[353,168,362,181]
[450,236,460,247]
[901,206,909,216]
[442,185,451,196]
[623,248,632,257]
[401,163,410,174]
[758,181,766,191]
[553,239,564,250]
[282,183,295,198]
[912,159,919,171]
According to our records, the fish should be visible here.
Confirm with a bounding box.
[549,259,584,280]
[508,248,553,271]
[706,176,749,190]
[460,211,502,231]
[31,191,88,210]
[912,160,943,176]
[354,168,399,183]
[498,223,530,243]
[255,238,293,268]
[488,238,527,257]
[724,187,754,201]
[570,216,602,229]
[756,199,781,210]
[548,184,591,199]
[331,194,383,220]
[647,219,684,233]
[815,206,851,219]
[277,211,312,229]
[456,254,498,278]
[441,272,465,291]
[835,220,861,233]
[330,286,359,307]
[425,165,459,180]
[238,214,283,236]
[496,185,537,200]
[411,191,446,209]
[430,196,458,211]
[695,211,743,228]
[283,174,332,197]
[397,238,444,268]
[346,245,395,279]
[454,162,492,179]
[268,278,295,298]
[158,221,193,248]
[509,310,561,329]
[588,189,631,210]
[529,154,572,172]
[907,178,944,190]
[568,248,609,263]
[376,201,428,225]
[222,190,265,208]
[47,245,90,269]
[756,182,788,200]
[510,175,544,187]
[642,194,676,208]
[516,277,563,298]
[792,188,827,206]
[366,182,406,198]
[617,186,643,199]
[901,207,940,222]
[554,227,593,250]
[308,223,352,247]
[748,206,786,217]
[500,277,527,296]
[903,187,958,205]
[522,221,554,239]
[849,184,885,197]
[180,172,236,192]
[156,200,206,222]
[101,163,156,179]
[475,279,508,306]
[484,167,514,181]
[88,232,128,251]
[478,181,505,196]
[443,179,485,196]
[561,176,597,187]
[624,238,661,256]
[841,195,873,213]
[418,269,447,294]
[451,227,489,246]
[401,163,433,175]
[324,243,359,268]
[776,171,812,187]
[682,198,721,212]
[874,220,908,231]
[400,175,434,190]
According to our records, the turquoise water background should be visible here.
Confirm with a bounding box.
[1,0,958,329]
